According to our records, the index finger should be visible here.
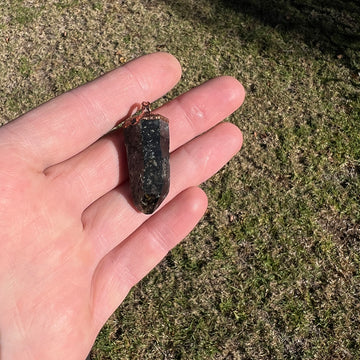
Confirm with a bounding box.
[0,53,181,169]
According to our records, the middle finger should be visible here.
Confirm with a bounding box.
[44,76,245,214]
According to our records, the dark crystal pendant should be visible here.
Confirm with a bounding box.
[123,101,170,214]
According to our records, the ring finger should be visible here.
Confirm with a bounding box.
[82,121,242,259]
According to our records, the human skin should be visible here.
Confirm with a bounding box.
[0,52,245,359]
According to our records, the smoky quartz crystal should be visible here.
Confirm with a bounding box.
[123,103,170,214]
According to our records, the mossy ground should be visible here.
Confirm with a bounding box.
[1,0,359,359]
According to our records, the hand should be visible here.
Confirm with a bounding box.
[0,53,245,359]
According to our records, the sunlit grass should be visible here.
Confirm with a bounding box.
[1,0,359,358]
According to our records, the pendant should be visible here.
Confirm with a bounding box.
[123,101,170,214]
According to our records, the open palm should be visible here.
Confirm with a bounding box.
[0,53,245,359]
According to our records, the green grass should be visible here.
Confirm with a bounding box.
[1,0,359,358]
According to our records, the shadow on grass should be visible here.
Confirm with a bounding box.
[163,0,360,70]
[222,1,360,49]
